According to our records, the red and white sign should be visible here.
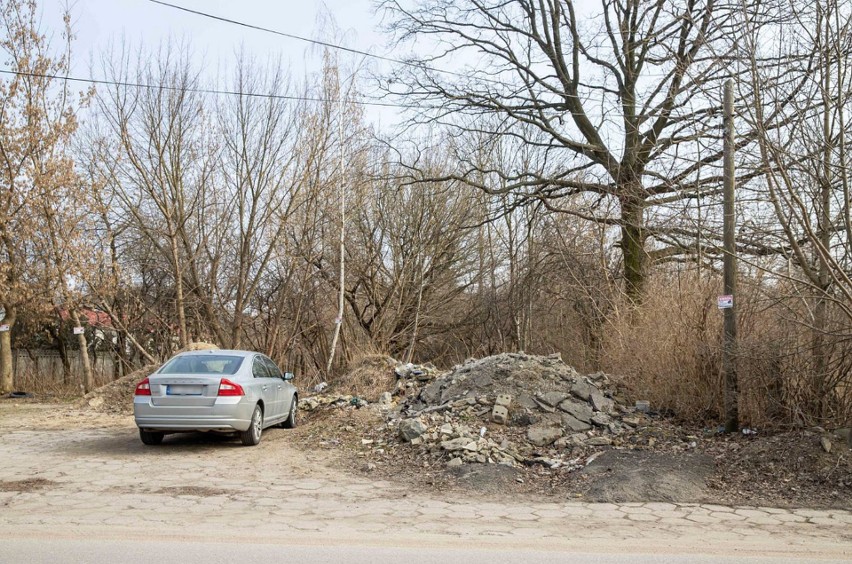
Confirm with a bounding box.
[73,326,85,335]
[717,295,734,309]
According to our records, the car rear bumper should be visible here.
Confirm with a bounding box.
[133,396,255,432]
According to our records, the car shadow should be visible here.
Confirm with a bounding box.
[61,428,251,456]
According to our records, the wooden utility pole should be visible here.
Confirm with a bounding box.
[722,80,739,433]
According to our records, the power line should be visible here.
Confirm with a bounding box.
[0,69,711,122]
[146,0,501,85]
[0,68,414,109]
[147,0,705,83]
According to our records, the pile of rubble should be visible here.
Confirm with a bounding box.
[300,359,440,412]
[80,343,218,415]
[79,364,159,415]
[387,353,647,469]
[300,394,370,411]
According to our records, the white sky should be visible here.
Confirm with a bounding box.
[40,0,399,122]
[50,0,387,70]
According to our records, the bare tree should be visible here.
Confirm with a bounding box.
[741,0,852,422]
[0,0,84,392]
[95,42,214,349]
[341,149,480,359]
[382,0,748,302]
[216,54,308,348]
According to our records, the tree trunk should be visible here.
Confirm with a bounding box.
[169,235,189,349]
[813,8,833,421]
[58,335,71,385]
[620,193,647,303]
[0,305,15,393]
[231,311,243,350]
[70,310,95,393]
[405,265,426,364]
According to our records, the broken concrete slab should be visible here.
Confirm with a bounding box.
[527,425,563,447]
[590,391,614,413]
[558,400,593,423]
[561,413,592,432]
[399,418,427,442]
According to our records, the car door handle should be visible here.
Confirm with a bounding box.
[277,385,282,390]
[262,386,269,391]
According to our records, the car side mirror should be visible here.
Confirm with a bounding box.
[283,372,294,381]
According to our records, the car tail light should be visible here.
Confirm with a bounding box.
[134,377,151,396]
[218,378,245,396]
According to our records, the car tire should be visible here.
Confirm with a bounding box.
[240,404,263,446]
[281,396,298,429]
[139,429,164,445]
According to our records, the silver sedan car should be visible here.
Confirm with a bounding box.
[133,350,298,446]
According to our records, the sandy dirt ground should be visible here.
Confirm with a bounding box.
[0,400,850,560]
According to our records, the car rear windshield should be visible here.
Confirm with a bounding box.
[159,355,244,375]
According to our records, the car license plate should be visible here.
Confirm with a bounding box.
[166,385,203,396]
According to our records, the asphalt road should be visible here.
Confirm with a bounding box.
[1,537,849,564]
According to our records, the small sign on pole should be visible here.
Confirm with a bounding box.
[73,326,85,335]
[0,324,8,332]
[717,295,733,309]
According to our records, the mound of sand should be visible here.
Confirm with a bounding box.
[79,342,221,415]
[79,364,159,415]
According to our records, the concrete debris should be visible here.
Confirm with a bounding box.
[394,362,439,382]
[381,353,642,469]
[527,425,563,447]
[491,405,508,424]
[570,381,594,402]
[536,392,569,408]
[87,396,104,408]
[558,400,593,423]
[441,437,479,452]
[299,394,369,412]
[299,352,656,472]
[590,391,614,413]
[622,416,642,428]
[585,437,613,446]
[561,413,592,432]
[399,418,427,442]
[495,394,513,408]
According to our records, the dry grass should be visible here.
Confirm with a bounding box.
[599,271,852,429]
[11,370,116,401]
[601,272,724,423]
[330,353,399,401]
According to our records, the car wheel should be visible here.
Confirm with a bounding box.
[282,397,298,429]
[240,404,263,446]
[139,429,164,445]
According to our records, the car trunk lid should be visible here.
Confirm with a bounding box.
[148,375,221,407]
